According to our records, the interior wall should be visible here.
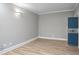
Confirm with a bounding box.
[0,3,77,50]
[39,11,74,40]
[73,4,79,48]
[0,3,38,50]
[74,4,79,17]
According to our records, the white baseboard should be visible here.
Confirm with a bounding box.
[0,36,67,54]
[38,36,67,41]
[0,37,38,55]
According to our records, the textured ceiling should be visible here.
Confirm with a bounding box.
[14,3,77,15]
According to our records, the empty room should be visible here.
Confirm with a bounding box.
[0,3,79,55]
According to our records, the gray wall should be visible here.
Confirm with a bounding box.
[73,4,79,48]
[39,11,74,40]
[74,4,79,17]
[0,3,38,50]
[0,3,76,50]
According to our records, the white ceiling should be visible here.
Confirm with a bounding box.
[14,3,77,15]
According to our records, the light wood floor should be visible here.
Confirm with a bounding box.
[3,38,79,55]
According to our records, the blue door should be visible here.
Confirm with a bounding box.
[68,17,78,28]
[68,17,78,46]
[68,33,78,46]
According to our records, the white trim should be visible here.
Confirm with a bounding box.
[0,37,38,55]
[73,3,79,11]
[14,3,78,15]
[39,4,78,15]
[0,36,67,54]
[38,36,67,41]
[38,9,73,15]
[38,3,79,15]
